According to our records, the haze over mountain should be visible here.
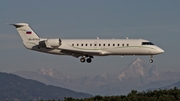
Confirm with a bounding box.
[13,58,180,95]
[0,72,92,101]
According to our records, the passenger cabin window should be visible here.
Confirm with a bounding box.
[108,44,110,46]
[113,44,115,46]
[81,44,83,46]
[99,44,101,46]
[127,44,129,46]
[90,44,92,46]
[117,44,120,46]
[86,44,88,46]
[94,44,97,46]
[72,44,74,46]
[77,44,79,46]
[142,42,154,45]
[122,44,124,46]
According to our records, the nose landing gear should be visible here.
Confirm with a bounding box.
[149,55,153,63]
[149,59,153,63]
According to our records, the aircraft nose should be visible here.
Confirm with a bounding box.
[158,48,164,53]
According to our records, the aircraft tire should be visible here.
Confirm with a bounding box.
[80,58,85,63]
[86,58,92,63]
[149,59,153,63]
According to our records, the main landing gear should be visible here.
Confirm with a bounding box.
[80,56,93,63]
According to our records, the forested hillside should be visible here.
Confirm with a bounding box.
[38,87,180,101]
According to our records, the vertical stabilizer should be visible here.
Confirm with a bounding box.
[10,23,39,42]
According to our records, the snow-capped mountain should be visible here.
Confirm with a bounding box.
[148,65,159,77]
[13,58,180,95]
[118,58,159,81]
[37,68,65,80]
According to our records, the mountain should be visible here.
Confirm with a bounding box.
[164,81,180,89]
[118,58,159,81]
[37,68,65,80]
[0,72,92,101]
[117,58,160,88]
[13,58,180,95]
[145,79,180,92]
[150,80,180,91]
[13,69,68,88]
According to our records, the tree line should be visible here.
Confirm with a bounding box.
[37,87,180,101]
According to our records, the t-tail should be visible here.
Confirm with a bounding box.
[10,23,40,49]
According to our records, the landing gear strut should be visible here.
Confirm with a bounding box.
[149,55,153,63]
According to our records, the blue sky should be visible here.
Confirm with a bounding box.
[0,0,180,75]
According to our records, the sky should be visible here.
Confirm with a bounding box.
[0,0,180,76]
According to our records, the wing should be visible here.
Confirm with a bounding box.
[38,40,109,57]
[60,49,102,58]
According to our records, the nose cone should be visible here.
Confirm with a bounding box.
[158,48,164,53]
[150,46,164,54]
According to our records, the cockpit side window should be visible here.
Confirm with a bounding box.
[142,42,154,45]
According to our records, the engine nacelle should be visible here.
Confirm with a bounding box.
[45,39,61,48]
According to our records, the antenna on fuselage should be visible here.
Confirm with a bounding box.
[97,37,99,39]
[126,37,129,39]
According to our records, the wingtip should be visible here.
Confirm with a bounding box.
[5,23,11,25]
[6,23,29,26]
[6,23,17,26]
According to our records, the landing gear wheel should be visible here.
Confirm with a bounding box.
[86,58,92,63]
[80,58,85,63]
[149,59,153,63]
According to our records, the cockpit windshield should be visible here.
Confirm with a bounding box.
[142,42,154,45]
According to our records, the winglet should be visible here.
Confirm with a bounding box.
[9,23,29,28]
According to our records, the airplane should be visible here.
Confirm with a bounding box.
[10,23,164,63]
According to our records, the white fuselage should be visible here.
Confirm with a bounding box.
[24,39,164,56]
